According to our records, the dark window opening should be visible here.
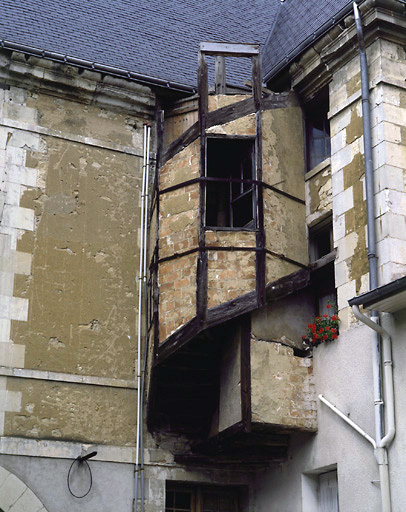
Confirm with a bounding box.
[309,217,333,263]
[313,263,336,315]
[166,483,242,512]
[206,138,255,229]
[166,488,193,512]
[309,216,336,315]
[305,89,331,171]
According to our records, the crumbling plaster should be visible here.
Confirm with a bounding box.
[0,51,154,446]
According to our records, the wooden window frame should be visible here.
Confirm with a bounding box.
[205,135,257,230]
[305,89,331,172]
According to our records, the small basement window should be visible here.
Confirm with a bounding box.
[206,137,255,229]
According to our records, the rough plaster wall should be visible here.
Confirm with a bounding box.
[251,322,378,512]
[250,339,316,431]
[5,378,136,445]
[13,138,141,379]
[0,74,148,445]
[264,188,307,266]
[251,290,315,350]
[262,108,305,199]
[206,112,256,136]
[262,107,307,281]
[208,95,249,112]
[218,326,242,433]
[265,253,298,284]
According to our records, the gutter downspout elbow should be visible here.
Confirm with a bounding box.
[351,306,395,448]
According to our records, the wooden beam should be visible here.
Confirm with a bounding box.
[251,53,262,108]
[265,268,310,302]
[200,42,260,56]
[162,94,297,165]
[255,109,266,307]
[155,268,311,365]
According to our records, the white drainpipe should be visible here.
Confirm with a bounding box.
[135,123,151,512]
[352,306,395,512]
[321,306,395,512]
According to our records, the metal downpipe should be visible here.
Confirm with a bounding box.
[353,1,384,441]
[140,124,151,512]
[135,124,149,512]
[353,3,392,509]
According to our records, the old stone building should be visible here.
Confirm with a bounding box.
[0,0,405,511]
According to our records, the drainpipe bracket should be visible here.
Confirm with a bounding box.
[374,447,388,465]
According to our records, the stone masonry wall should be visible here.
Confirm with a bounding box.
[329,39,406,330]
[206,230,256,308]
[158,141,200,342]
[158,254,197,342]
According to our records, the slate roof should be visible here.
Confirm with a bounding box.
[0,0,366,90]
[0,0,280,90]
[262,0,356,81]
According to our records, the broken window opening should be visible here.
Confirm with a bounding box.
[309,216,336,315]
[205,137,256,229]
[309,217,333,263]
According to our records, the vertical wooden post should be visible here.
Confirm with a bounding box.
[241,315,252,433]
[197,51,209,326]
[215,56,226,94]
[252,53,262,109]
[252,53,266,306]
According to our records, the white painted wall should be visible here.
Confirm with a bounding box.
[251,322,383,511]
